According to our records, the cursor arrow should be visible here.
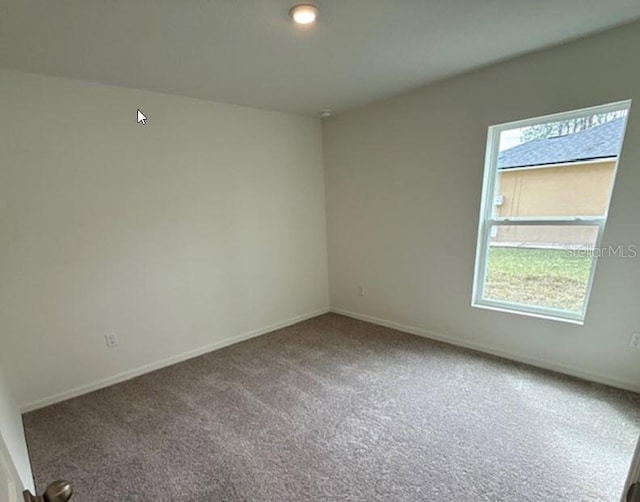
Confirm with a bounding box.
[137,109,147,125]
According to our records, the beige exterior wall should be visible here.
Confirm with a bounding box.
[492,160,616,246]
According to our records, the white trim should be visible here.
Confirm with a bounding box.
[622,437,640,502]
[472,121,499,312]
[19,308,330,412]
[499,156,617,172]
[489,242,596,250]
[472,301,584,325]
[0,435,24,502]
[493,100,632,131]
[330,307,640,394]
[489,216,604,225]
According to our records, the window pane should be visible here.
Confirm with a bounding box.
[484,225,599,314]
[493,112,627,218]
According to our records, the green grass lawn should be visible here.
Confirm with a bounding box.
[485,247,593,313]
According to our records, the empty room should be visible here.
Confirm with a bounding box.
[2,1,640,501]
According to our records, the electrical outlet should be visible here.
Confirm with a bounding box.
[104,333,119,349]
[358,285,365,296]
[630,333,640,350]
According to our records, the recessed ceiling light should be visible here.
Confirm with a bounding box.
[289,4,319,25]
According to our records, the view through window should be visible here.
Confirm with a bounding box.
[473,101,631,323]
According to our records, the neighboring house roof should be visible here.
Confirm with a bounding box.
[497,117,626,169]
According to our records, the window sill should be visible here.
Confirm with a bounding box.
[472,300,585,326]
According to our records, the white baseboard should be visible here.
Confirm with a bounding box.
[20,307,330,413]
[331,307,640,394]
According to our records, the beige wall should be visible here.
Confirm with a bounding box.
[493,160,616,246]
[323,21,640,390]
[0,69,329,409]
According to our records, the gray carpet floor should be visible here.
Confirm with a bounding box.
[23,314,640,501]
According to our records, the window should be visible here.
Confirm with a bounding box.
[472,101,631,323]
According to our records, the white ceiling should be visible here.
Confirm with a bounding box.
[1,0,639,115]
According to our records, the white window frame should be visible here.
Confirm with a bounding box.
[472,100,632,324]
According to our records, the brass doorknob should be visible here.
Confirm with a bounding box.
[23,480,73,502]
[43,480,73,502]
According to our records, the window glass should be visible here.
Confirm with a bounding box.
[473,102,631,323]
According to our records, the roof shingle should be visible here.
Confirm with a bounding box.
[497,117,626,169]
